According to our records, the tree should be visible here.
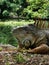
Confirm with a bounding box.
[0,0,25,19]
[0,0,49,19]
[22,0,49,19]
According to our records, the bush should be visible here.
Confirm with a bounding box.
[0,0,49,19]
[2,10,9,17]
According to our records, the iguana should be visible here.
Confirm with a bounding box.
[12,24,49,54]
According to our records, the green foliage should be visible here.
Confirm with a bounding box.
[22,0,49,18]
[0,0,49,19]
[0,0,25,18]
[0,25,18,47]
[2,10,9,16]
[13,53,25,63]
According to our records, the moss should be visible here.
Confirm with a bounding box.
[0,47,3,51]
[13,53,25,63]
[5,62,10,65]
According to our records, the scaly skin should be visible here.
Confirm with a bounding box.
[12,24,49,54]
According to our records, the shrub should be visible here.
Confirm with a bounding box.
[2,10,9,17]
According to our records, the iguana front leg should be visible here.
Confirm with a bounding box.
[27,44,49,54]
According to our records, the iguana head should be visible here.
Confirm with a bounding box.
[12,24,38,49]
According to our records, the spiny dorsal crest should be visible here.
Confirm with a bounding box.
[34,20,49,29]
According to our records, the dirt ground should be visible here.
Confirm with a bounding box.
[0,51,49,65]
[0,44,49,65]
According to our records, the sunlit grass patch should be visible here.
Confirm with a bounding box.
[0,20,34,26]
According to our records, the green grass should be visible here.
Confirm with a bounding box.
[0,20,34,26]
